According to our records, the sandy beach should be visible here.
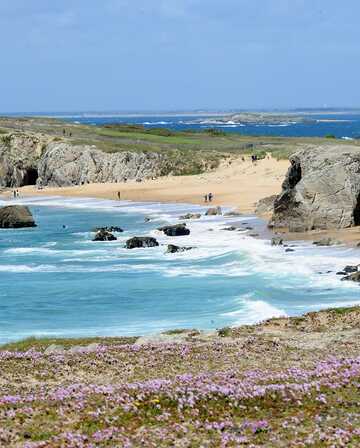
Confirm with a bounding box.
[17,156,289,213]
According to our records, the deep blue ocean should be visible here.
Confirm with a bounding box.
[0,196,359,343]
[47,111,360,139]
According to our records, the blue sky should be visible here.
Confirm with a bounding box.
[1,0,359,112]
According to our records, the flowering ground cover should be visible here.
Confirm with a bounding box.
[1,307,360,447]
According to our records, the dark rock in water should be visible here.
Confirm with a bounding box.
[0,205,36,228]
[179,213,201,220]
[222,226,237,231]
[144,217,151,222]
[224,211,242,217]
[336,271,346,275]
[342,272,360,283]
[166,244,193,254]
[249,233,260,237]
[93,226,123,233]
[313,238,341,247]
[126,236,159,249]
[205,206,222,216]
[157,223,190,236]
[93,229,117,241]
[285,248,295,252]
[271,237,283,246]
[245,226,254,230]
[343,265,358,273]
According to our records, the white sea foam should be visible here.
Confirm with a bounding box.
[223,295,287,325]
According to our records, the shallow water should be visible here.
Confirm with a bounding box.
[0,196,359,343]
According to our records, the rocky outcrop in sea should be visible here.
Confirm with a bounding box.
[0,205,36,228]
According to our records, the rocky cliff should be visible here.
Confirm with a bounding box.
[0,133,170,188]
[270,144,360,231]
[38,142,168,186]
[0,133,46,187]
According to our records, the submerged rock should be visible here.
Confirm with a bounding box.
[125,236,159,249]
[0,205,36,228]
[166,244,193,254]
[270,144,360,231]
[205,206,222,216]
[93,229,117,241]
[157,224,190,236]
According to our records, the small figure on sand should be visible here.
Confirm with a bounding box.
[208,192,213,202]
[13,190,16,199]
[117,191,121,200]
[204,194,208,203]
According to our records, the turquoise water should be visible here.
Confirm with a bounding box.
[0,196,359,343]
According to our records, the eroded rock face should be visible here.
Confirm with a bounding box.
[0,132,171,188]
[0,205,36,228]
[255,195,278,216]
[37,143,168,187]
[270,145,360,231]
[0,134,45,187]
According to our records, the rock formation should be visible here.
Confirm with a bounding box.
[0,134,45,187]
[166,244,193,253]
[37,142,168,186]
[157,224,190,236]
[205,206,222,216]
[93,226,123,233]
[179,213,201,220]
[125,237,159,249]
[0,205,36,228]
[255,195,277,216]
[270,144,360,231]
[0,132,170,188]
[93,229,117,241]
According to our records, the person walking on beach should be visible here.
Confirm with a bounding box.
[13,190,16,199]
[204,194,208,203]
[117,191,121,200]
[208,192,213,202]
